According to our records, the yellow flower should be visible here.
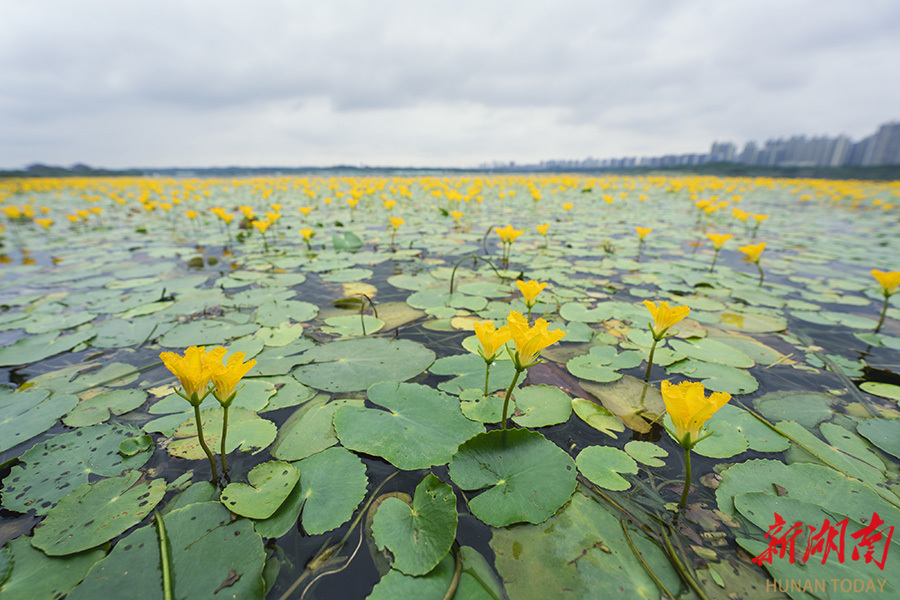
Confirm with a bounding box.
[536,223,550,236]
[239,205,255,219]
[270,203,282,212]
[635,226,652,240]
[643,300,690,339]
[299,227,315,241]
[451,210,463,222]
[516,280,547,308]
[562,202,574,211]
[507,311,566,369]
[76,209,91,219]
[209,351,257,406]
[732,208,751,222]
[738,242,766,263]
[159,346,221,404]
[752,213,770,223]
[706,233,733,249]
[185,210,199,220]
[383,200,397,210]
[66,214,79,223]
[266,211,281,223]
[695,199,713,210]
[346,198,359,208]
[2,206,21,219]
[661,380,731,449]
[89,207,102,214]
[390,216,405,230]
[494,224,524,244]
[211,207,234,223]
[34,218,53,230]
[252,220,271,234]
[472,321,511,362]
[298,206,313,216]
[872,270,900,296]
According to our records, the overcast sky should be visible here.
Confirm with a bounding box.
[2,0,898,169]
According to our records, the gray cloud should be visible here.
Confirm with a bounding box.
[1,0,898,167]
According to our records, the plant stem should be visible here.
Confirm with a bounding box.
[875,295,889,333]
[220,405,230,475]
[154,512,174,600]
[501,368,523,429]
[483,361,492,397]
[678,446,692,510]
[708,249,719,272]
[193,404,219,482]
[644,337,658,381]
[756,262,764,287]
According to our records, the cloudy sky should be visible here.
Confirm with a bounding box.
[2,0,898,169]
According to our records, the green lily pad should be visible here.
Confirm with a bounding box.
[668,337,755,368]
[270,395,362,461]
[490,491,681,600]
[667,360,759,395]
[624,440,668,467]
[321,314,384,337]
[255,446,368,538]
[372,474,457,576]
[68,501,266,600]
[580,376,664,434]
[0,388,78,453]
[2,423,153,515]
[511,384,572,427]
[576,446,638,491]
[860,381,900,402]
[778,420,885,488]
[63,388,147,427]
[252,338,315,376]
[571,397,625,438]
[293,337,435,393]
[566,346,643,383]
[753,391,833,428]
[220,460,300,519]
[254,322,305,346]
[90,317,157,348]
[689,417,750,459]
[32,470,166,555]
[368,546,501,600]
[459,389,512,424]
[857,417,900,460]
[717,311,787,333]
[157,319,257,348]
[335,382,483,470]
[168,407,277,460]
[430,353,517,395]
[255,299,318,326]
[0,536,104,600]
[448,429,577,527]
[0,330,95,367]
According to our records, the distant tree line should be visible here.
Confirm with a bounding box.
[0,163,143,178]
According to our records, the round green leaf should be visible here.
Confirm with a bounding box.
[372,474,458,576]
[860,381,900,402]
[32,471,166,555]
[168,407,277,460]
[0,536,104,600]
[857,417,900,460]
[576,445,638,490]
[624,440,668,467]
[511,384,572,427]
[0,388,78,453]
[220,460,300,519]
[668,337,755,368]
[571,397,625,439]
[334,382,483,470]
[256,446,368,538]
[270,395,361,461]
[63,388,147,427]
[753,391,833,428]
[293,338,435,393]
[449,429,577,527]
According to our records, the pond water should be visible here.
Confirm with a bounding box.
[0,174,899,599]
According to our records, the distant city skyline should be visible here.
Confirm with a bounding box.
[486,121,900,171]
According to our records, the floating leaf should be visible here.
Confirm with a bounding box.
[571,397,625,438]
[0,388,78,454]
[857,417,900,460]
[168,407,277,460]
[256,446,368,538]
[270,395,361,461]
[0,536,104,600]
[0,330,95,367]
[576,446,638,491]
[335,382,483,470]
[368,546,501,600]
[668,337,755,368]
[32,471,166,555]
[624,440,668,467]
[753,391,833,428]
[580,376,663,434]
[566,346,642,383]
[449,429,576,527]
[511,384,572,427]
[220,460,300,519]
[430,353,517,395]
[860,381,900,402]
[68,501,265,600]
[63,388,147,427]
[372,474,457,576]
[2,423,153,515]
[293,338,435,393]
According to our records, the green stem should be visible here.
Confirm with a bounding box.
[708,248,719,273]
[483,361,492,397]
[678,446,692,510]
[501,368,523,429]
[644,337,658,381]
[526,304,532,323]
[193,404,219,482]
[875,294,889,333]
[756,262,764,287]
[154,512,174,600]
[220,405,229,475]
